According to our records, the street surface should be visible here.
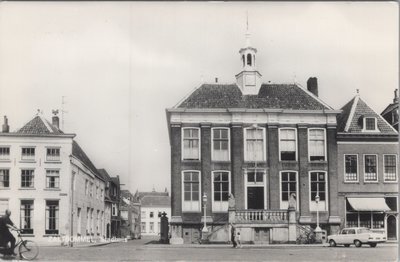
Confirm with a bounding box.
[8,237,398,261]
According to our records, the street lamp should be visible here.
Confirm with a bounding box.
[202,193,208,234]
[315,194,321,232]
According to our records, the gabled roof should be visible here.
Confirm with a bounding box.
[381,102,398,117]
[136,191,170,208]
[17,115,63,135]
[97,168,111,181]
[72,140,101,179]
[176,83,332,110]
[337,95,397,134]
[140,195,171,208]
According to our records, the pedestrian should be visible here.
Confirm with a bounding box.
[230,224,237,248]
[236,229,242,248]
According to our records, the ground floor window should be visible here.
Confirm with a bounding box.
[45,200,59,235]
[20,200,34,234]
[141,222,146,233]
[212,171,230,212]
[309,172,327,211]
[280,171,297,209]
[182,171,201,212]
[150,222,154,233]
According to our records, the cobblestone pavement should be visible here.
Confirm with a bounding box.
[14,237,398,261]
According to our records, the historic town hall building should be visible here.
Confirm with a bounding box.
[166,31,344,244]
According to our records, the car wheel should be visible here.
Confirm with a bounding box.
[354,240,362,248]
[369,243,377,248]
[344,244,350,247]
[329,240,336,247]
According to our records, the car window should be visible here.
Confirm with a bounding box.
[348,229,355,234]
[341,230,347,235]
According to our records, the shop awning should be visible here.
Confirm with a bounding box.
[348,197,391,212]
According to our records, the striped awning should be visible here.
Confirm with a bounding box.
[348,197,391,212]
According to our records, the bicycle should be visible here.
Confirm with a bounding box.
[0,229,39,260]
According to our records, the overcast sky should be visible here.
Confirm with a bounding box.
[0,2,397,193]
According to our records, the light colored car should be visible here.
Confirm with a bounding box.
[327,227,386,248]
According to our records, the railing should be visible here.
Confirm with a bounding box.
[234,209,288,223]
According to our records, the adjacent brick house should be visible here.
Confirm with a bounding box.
[381,89,399,131]
[166,32,341,244]
[0,113,107,244]
[336,94,398,241]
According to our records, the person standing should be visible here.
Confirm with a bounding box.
[230,224,237,248]
[236,229,242,248]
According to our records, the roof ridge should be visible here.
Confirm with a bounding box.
[173,83,204,108]
[294,82,334,110]
[39,115,54,133]
[345,95,359,132]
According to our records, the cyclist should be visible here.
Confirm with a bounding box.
[0,209,18,256]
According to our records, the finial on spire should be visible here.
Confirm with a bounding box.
[245,11,251,47]
[246,11,249,32]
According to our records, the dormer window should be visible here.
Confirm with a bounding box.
[363,117,378,132]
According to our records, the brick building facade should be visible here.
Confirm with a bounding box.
[337,95,398,241]
[166,32,342,244]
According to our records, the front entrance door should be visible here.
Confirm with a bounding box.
[247,187,264,209]
[387,215,397,240]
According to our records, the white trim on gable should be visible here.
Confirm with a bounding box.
[344,96,359,132]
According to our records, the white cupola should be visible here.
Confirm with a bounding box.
[235,25,262,95]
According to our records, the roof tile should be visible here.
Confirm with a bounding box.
[177,84,330,110]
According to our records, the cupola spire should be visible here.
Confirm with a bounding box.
[235,13,262,95]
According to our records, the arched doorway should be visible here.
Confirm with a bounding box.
[387,215,397,240]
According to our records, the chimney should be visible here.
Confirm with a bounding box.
[52,109,59,129]
[307,77,318,97]
[2,116,9,133]
[394,89,398,103]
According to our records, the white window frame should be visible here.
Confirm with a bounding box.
[362,117,379,132]
[46,147,61,162]
[21,147,35,161]
[364,154,378,183]
[45,169,60,189]
[181,127,201,161]
[309,171,328,212]
[0,147,10,161]
[278,128,298,161]
[211,170,231,213]
[308,128,327,162]
[243,126,266,162]
[211,127,231,161]
[0,169,10,188]
[383,154,398,183]
[181,170,201,212]
[244,169,267,210]
[344,154,359,183]
[279,171,299,209]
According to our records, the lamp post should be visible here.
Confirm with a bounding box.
[315,195,321,232]
[202,193,208,234]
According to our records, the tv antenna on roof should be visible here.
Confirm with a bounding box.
[61,96,68,130]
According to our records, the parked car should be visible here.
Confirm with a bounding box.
[327,227,386,248]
